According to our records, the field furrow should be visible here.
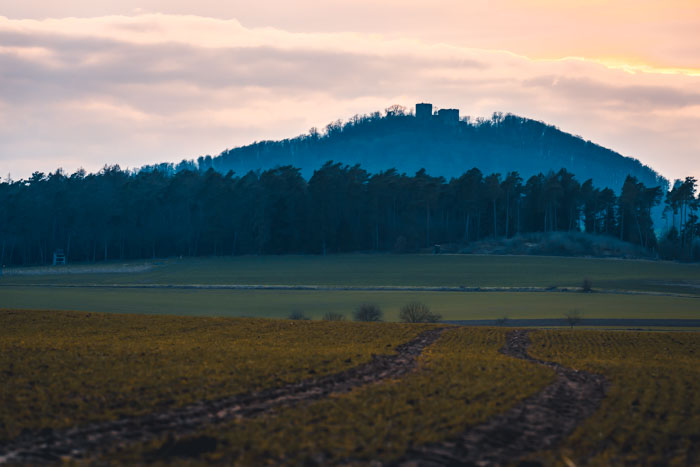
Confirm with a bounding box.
[400,329,607,465]
[0,311,439,440]
[0,315,443,464]
[110,327,553,465]
[524,330,700,465]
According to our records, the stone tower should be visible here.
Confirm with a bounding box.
[415,103,433,120]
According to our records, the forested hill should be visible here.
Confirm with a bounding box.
[203,110,666,192]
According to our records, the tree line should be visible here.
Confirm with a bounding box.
[0,163,697,266]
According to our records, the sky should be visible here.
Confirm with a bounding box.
[0,1,699,183]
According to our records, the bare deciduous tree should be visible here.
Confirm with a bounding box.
[399,302,442,323]
[353,303,383,322]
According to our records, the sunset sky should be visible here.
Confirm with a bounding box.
[1,1,698,183]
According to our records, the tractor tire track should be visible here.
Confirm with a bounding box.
[400,329,608,466]
[0,328,446,464]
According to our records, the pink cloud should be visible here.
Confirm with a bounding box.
[0,12,698,183]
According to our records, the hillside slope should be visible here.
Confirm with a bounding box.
[208,111,665,191]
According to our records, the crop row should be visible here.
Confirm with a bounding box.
[527,330,699,465]
[0,310,433,441]
[108,327,554,464]
[4,310,697,465]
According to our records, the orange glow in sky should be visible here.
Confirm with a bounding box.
[0,1,698,181]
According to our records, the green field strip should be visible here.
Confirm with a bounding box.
[3,255,699,296]
[2,287,699,321]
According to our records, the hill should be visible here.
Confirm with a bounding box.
[202,106,666,192]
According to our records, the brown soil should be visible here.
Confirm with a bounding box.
[0,328,446,464]
[398,329,608,466]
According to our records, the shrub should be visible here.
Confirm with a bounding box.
[459,231,652,259]
[353,303,383,322]
[322,312,346,321]
[288,310,310,320]
[582,277,593,293]
[399,302,442,323]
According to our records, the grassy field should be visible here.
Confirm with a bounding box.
[3,254,700,294]
[1,287,699,322]
[3,256,697,463]
[0,310,434,442]
[2,255,699,322]
[527,330,700,465]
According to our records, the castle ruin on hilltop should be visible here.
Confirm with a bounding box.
[415,103,459,125]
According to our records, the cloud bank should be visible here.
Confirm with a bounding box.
[0,13,698,182]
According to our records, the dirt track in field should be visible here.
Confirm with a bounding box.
[0,328,445,464]
[399,329,608,466]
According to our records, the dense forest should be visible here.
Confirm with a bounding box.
[1,163,697,266]
[169,107,668,196]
